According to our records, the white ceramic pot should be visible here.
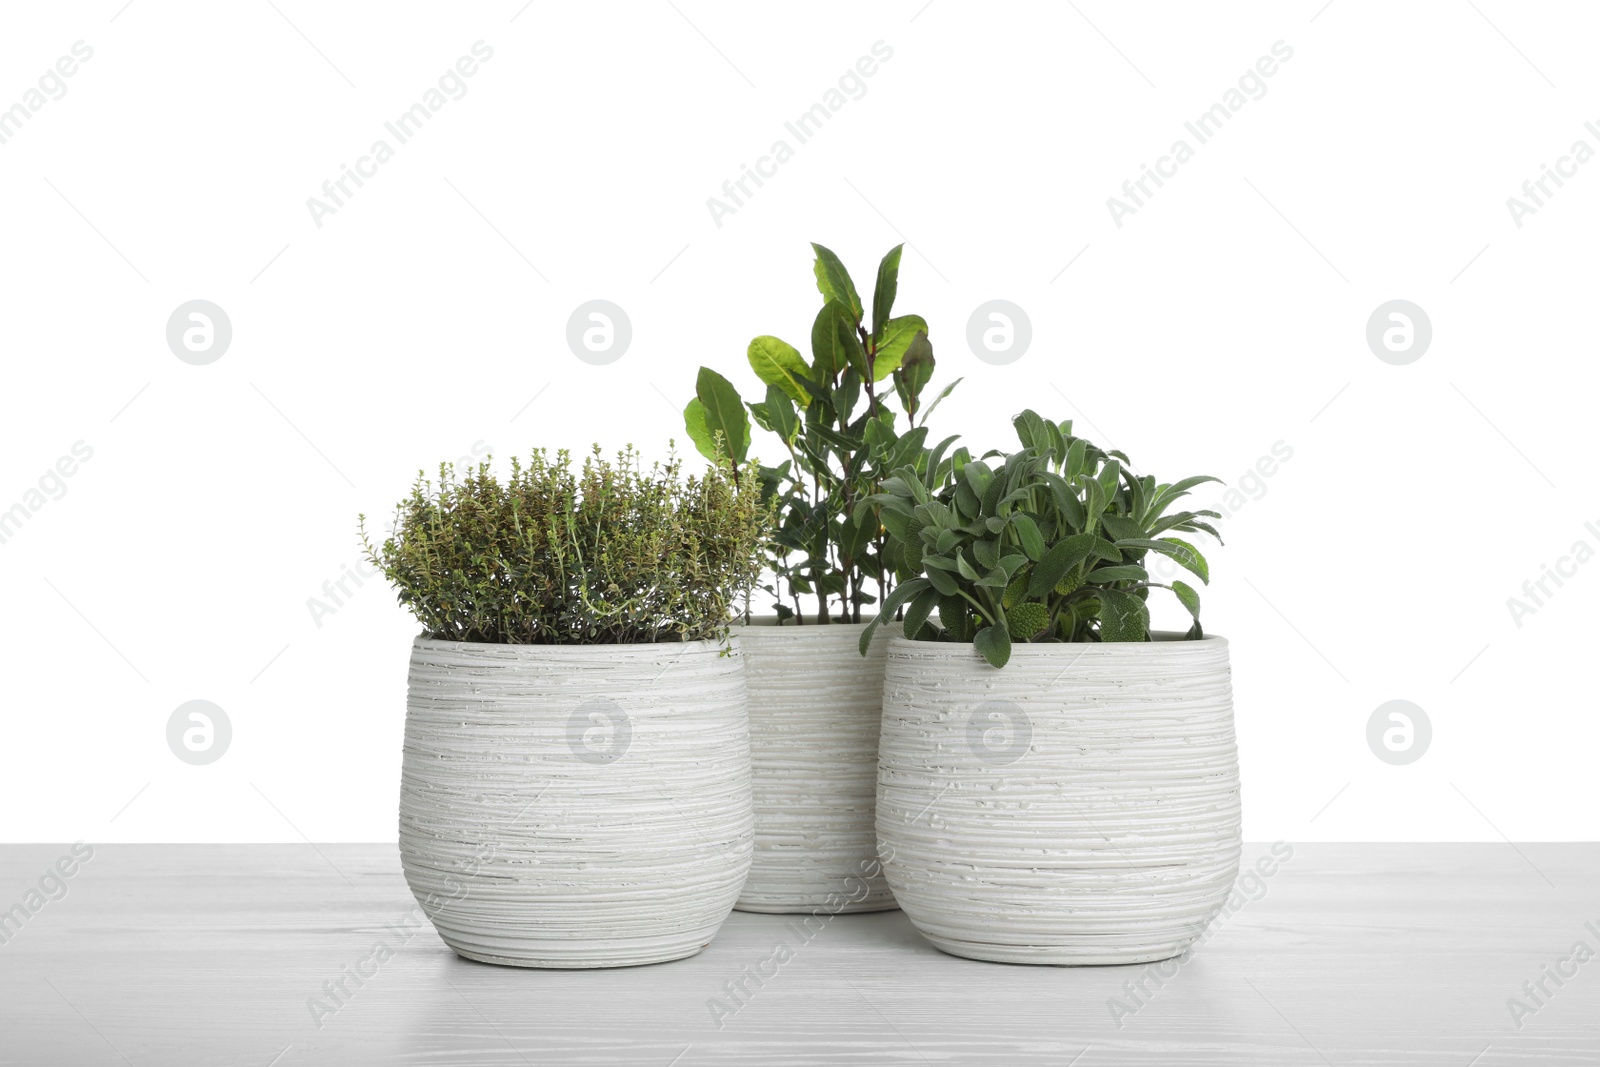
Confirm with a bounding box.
[398,637,753,968]
[877,632,1241,965]
[733,620,896,914]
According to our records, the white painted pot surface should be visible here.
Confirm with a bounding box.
[877,633,1241,965]
[399,637,753,968]
[733,620,896,914]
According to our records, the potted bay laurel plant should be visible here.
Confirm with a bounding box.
[360,446,767,968]
[681,243,960,914]
[860,411,1242,964]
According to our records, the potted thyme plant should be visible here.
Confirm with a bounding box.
[361,446,767,968]
[682,243,960,915]
[860,411,1243,965]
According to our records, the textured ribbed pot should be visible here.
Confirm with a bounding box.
[733,620,896,914]
[877,632,1241,965]
[399,637,753,968]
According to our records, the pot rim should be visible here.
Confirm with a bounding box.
[885,630,1228,655]
[410,635,736,656]
[735,615,873,631]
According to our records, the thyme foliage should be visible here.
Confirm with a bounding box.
[360,447,768,644]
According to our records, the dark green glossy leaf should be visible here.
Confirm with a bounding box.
[812,243,863,321]
[871,243,902,341]
[873,315,928,381]
[810,300,854,381]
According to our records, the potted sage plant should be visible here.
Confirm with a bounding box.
[860,411,1242,965]
[682,243,960,915]
[361,446,768,968]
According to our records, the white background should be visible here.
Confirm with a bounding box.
[1,1,1594,843]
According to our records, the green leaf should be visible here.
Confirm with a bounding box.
[973,623,1012,668]
[921,378,962,426]
[747,336,811,407]
[1115,537,1210,584]
[1043,418,1066,465]
[1027,532,1119,597]
[1171,579,1203,638]
[894,331,935,417]
[695,367,749,463]
[810,300,854,381]
[925,565,959,596]
[976,566,1010,589]
[839,512,875,562]
[1011,513,1045,561]
[1065,438,1087,480]
[1148,475,1224,521]
[747,400,774,434]
[860,577,931,655]
[871,244,902,341]
[811,243,862,321]
[1096,587,1149,642]
[1013,409,1047,451]
[872,315,929,381]
[838,313,870,380]
[1098,458,1122,502]
[1171,579,1201,620]
[1099,513,1145,542]
[883,425,929,474]
[1084,565,1148,583]
[833,368,862,423]
[902,584,939,640]
[877,505,910,541]
[682,397,719,464]
[763,384,799,442]
[972,538,1000,570]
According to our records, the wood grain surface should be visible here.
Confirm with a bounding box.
[1,843,1596,1065]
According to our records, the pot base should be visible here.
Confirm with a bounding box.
[733,898,899,916]
[451,943,706,970]
[921,936,1193,967]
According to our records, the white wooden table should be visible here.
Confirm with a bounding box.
[1,844,1595,1065]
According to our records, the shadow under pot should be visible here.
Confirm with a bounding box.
[876,632,1242,965]
[398,637,754,968]
[733,619,897,914]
